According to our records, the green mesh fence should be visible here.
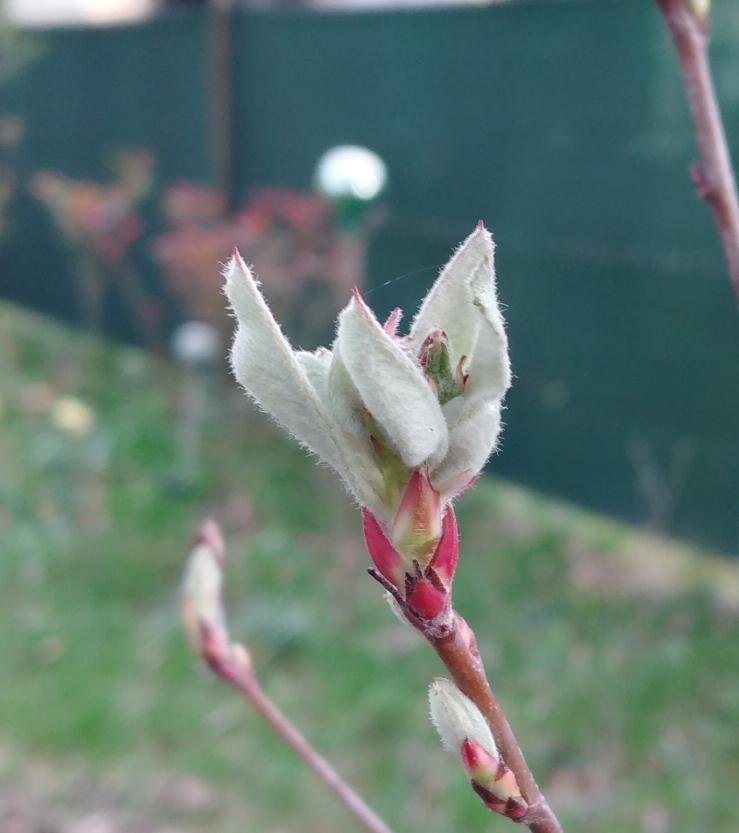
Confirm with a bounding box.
[1,0,738,551]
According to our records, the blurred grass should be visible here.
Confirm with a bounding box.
[1,301,738,833]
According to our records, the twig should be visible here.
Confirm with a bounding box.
[205,647,397,833]
[182,521,397,833]
[655,0,739,305]
[367,568,562,833]
[430,622,561,832]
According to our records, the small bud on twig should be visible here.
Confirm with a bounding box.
[428,678,527,820]
[180,519,231,663]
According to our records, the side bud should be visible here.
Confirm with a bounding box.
[418,327,465,405]
[363,500,458,622]
[462,738,528,820]
[390,467,443,564]
[180,519,232,664]
[428,678,527,821]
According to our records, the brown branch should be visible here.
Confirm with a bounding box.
[655,0,739,305]
[207,648,397,833]
[427,621,562,833]
[367,561,562,832]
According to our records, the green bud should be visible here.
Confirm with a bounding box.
[419,328,462,405]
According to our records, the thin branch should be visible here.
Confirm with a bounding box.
[182,521,397,833]
[367,567,562,833]
[655,0,739,305]
[428,620,562,833]
[206,647,398,833]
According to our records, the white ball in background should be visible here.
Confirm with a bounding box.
[314,145,388,202]
[170,321,221,369]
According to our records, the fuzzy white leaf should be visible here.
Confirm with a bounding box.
[431,402,502,498]
[409,225,494,362]
[428,677,498,758]
[463,256,511,408]
[295,348,333,402]
[325,350,391,523]
[336,294,448,469]
[226,253,351,481]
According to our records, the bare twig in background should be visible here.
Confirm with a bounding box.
[627,436,696,531]
[181,521,397,833]
[655,0,739,305]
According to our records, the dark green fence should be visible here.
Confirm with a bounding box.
[1,0,738,552]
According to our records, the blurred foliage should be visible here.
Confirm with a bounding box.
[0,300,738,833]
[153,181,373,348]
[30,149,160,345]
[25,144,379,351]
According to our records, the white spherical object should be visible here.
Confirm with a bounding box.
[314,145,387,202]
[171,321,221,368]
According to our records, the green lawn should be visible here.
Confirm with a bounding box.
[1,301,738,833]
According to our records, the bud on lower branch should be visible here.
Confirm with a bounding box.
[181,519,252,673]
[428,678,528,821]
[181,520,228,657]
[463,738,528,820]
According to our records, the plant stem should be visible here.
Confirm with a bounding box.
[366,564,562,832]
[428,620,562,833]
[655,0,739,305]
[207,652,397,833]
